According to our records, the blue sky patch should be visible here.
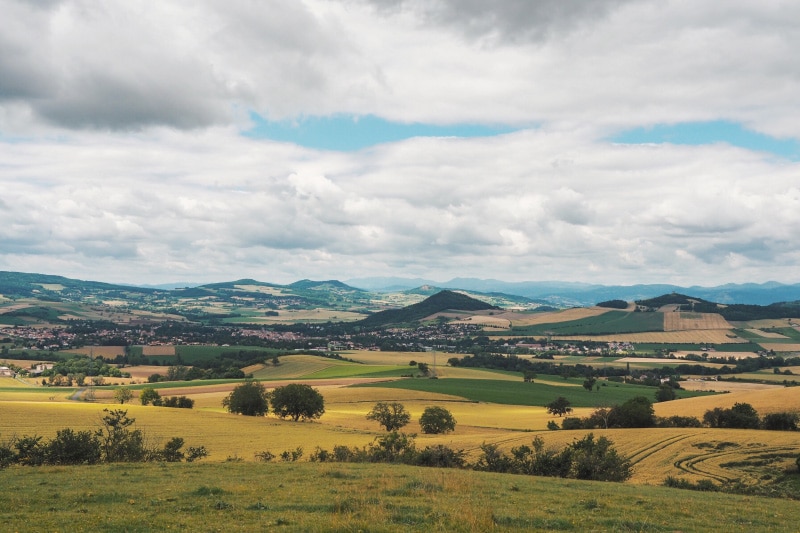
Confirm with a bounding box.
[611,121,799,160]
[244,113,518,151]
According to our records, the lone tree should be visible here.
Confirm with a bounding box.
[222,379,269,416]
[419,406,457,434]
[367,402,411,431]
[139,387,162,406]
[545,396,573,417]
[113,387,133,405]
[270,383,325,421]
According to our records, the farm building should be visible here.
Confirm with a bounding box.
[0,366,15,377]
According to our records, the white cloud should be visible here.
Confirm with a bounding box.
[1,0,800,286]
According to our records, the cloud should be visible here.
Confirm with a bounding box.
[1,127,799,285]
[2,1,800,287]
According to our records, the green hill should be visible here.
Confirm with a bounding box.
[358,290,498,328]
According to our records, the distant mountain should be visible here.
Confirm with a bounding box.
[346,277,800,306]
[289,279,365,292]
[358,290,499,328]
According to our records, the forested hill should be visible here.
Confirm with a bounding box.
[636,293,800,321]
[358,290,498,328]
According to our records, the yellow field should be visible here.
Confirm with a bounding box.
[0,377,31,388]
[737,318,800,329]
[555,330,748,344]
[745,328,790,338]
[141,345,176,356]
[64,345,126,357]
[758,342,800,352]
[654,387,800,418]
[663,312,732,331]
[233,284,289,295]
[679,379,784,392]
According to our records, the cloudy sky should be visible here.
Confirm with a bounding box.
[2,0,799,287]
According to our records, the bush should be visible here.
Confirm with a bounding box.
[45,429,101,465]
[762,412,799,431]
[415,445,466,468]
[703,403,760,429]
[609,396,655,428]
[561,417,584,430]
[270,384,325,421]
[223,380,269,416]
[419,406,457,434]
[96,409,147,462]
[140,387,162,406]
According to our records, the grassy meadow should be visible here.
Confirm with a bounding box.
[4,461,800,532]
[3,346,800,531]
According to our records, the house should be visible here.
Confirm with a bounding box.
[0,366,15,377]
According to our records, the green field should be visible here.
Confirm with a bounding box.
[1,462,797,532]
[496,311,665,336]
[355,377,708,407]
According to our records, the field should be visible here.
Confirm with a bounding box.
[495,311,666,337]
[4,462,800,532]
[555,330,749,344]
[3,345,800,530]
[663,311,732,331]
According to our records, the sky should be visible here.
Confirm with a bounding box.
[1,0,800,288]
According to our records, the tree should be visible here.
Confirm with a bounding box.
[222,379,269,416]
[655,384,676,402]
[113,387,133,405]
[367,402,411,431]
[270,383,325,421]
[419,406,457,434]
[523,371,536,383]
[703,402,760,429]
[139,387,162,406]
[609,396,655,428]
[582,377,597,392]
[96,409,146,462]
[545,396,573,417]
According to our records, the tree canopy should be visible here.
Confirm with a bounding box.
[366,402,411,431]
[270,383,325,421]
[222,379,269,416]
[419,406,457,434]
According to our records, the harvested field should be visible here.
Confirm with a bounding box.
[654,386,800,418]
[663,312,732,331]
[757,342,800,352]
[745,328,790,339]
[121,365,168,380]
[678,379,784,392]
[554,330,748,344]
[462,307,613,328]
[63,345,126,357]
[616,357,727,368]
[142,345,176,356]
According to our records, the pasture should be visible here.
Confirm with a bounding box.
[3,462,799,532]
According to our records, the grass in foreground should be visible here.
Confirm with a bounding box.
[2,462,799,532]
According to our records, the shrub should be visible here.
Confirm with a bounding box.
[561,417,584,430]
[45,429,101,465]
[96,409,147,462]
[419,406,457,434]
[762,412,799,431]
[703,403,760,429]
[140,387,162,406]
[415,445,466,468]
